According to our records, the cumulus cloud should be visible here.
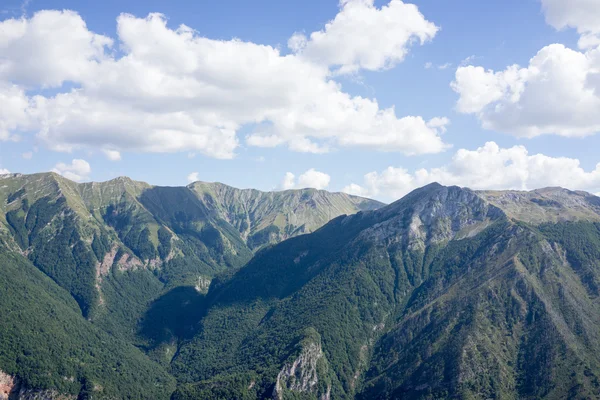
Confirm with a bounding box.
[0,168,10,175]
[281,172,296,190]
[541,0,600,49]
[343,142,600,201]
[52,159,91,182]
[187,172,199,183]
[453,1,600,138]
[452,45,600,137]
[0,83,33,141]
[0,5,448,158]
[289,0,439,75]
[0,10,112,87]
[281,169,331,190]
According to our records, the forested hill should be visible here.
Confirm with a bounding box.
[171,184,600,399]
[0,172,381,398]
[0,172,382,318]
[4,177,600,399]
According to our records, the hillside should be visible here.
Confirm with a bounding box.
[0,172,382,397]
[0,248,175,399]
[0,172,380,317]
[189,181,381,250]
[4,176,600,399]
[171,184,600,399]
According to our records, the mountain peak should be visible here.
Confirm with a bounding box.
[351,185,503,251]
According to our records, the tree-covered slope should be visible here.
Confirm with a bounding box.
[5,172,600,399]
[0,172,382,397]
[0,173,379,326]
[172,184,600,399]
[0,249,175,399]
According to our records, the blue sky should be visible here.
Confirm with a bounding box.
[1,0,599,201]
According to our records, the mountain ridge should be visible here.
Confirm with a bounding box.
[172,183,600,399]
[3,177,600,398]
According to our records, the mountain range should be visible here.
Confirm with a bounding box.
[2,173,600,399]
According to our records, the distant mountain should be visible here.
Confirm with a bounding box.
[171,184,600,399]
[0,172,381,314]
[188,181,381,250]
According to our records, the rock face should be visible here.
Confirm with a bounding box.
[0,371,75,400]
[356,183,503,249]
[274,332,330,400]
[275,342,322,398]
[0,371,15,400]
[194,275,211,294]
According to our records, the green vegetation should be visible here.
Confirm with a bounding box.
[0,250,175,398]
[3,174,600,399]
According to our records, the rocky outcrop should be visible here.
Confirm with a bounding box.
[274,333,329,400]
[356,184,504,250]
[0,371,15,400]
[194,275,211,294]
[0,372,75,400]
[116,252,143,271]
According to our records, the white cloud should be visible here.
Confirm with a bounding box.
[343,142,600,201]
[453,1,600,138]
[0,6,448,158]
[0,168,9,175]
[460,55,477,66]
[281,172,296,190]
[22,151,32,159]
[102,149,121,161]
[281,169,331,190]
[541,0,600,49]
[0,83,33,141]
[52,158,91,182]
[0,10,112,87]
[298,169,331,190]
[425,62,452,70]
[187,172,199,183]
[291,0,439,75]
[452,44,600,137]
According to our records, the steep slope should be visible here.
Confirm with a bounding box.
[189,181,383,250]
[172,184,600,399]
[0,173,379,323]
[0,172,383,396]
[0,247,175,399]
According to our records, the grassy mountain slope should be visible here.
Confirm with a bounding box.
[172,184,600,399]
[189,181,383,250]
